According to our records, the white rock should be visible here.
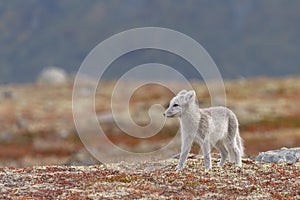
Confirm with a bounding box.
[255,147,300,163]
[37,66,68,85]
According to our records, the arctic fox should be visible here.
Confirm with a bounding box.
[163,90,244,171]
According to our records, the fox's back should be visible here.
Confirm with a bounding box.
[201,106,234,118]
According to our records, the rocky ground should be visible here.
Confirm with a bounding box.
[0,154,299,199]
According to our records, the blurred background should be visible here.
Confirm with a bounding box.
[0,0,299,167]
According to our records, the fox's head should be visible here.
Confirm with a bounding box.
[163,90,197,118]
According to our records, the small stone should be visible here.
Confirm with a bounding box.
[1,90,15,99]
[254,147,300,164]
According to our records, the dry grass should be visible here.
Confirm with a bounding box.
[0,155,299,199]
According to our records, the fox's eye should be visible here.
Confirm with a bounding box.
[173,104,179,107]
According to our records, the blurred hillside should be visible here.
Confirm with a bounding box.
[1,0,300,83]
[0,76,299,167]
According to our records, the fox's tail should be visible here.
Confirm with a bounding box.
[236,132,244,157]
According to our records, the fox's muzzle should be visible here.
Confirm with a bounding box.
[163,111,176,118]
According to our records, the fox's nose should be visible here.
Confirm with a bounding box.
[163,112,166,117]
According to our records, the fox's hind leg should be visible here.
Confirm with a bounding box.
[226,137,236,163]
[227,147,235,163]
[227,115,242,166]
[227,137,242,166]
[215,141,228,167]
[234,137,242,166]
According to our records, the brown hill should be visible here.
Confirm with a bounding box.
[0,76,300,167]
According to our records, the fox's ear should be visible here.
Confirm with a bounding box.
[185,90,196,102]
[178,90,187,95]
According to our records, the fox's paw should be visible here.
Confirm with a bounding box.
[175,165,183,172]
[235,163,242,167]
[218,162,225,167]
[204,164,212,171]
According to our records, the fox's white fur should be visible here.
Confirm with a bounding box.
[163,90,244,171]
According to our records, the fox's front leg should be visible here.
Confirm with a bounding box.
[176,134,194,171]
[201,139,212,170]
